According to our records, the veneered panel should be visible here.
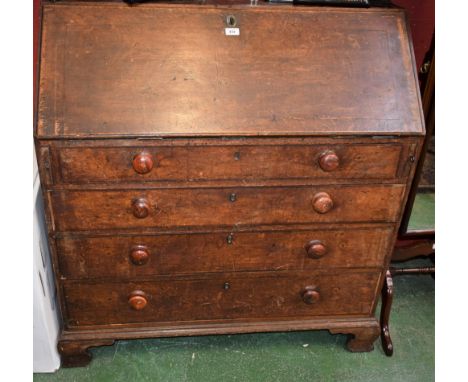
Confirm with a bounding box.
[37,4,424,138]
[50,184,405,231]
[63,271,380,326]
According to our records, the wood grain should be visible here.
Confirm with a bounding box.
[34,1,425,363]
[63,270,380,326]
[56,225,393,279]
[37,4,424,138]
[54,141,406,184]
[49,184,405,231]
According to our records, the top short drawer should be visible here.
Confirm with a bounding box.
[51,140,409,185]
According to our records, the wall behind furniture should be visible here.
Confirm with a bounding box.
[34,0,61,373]
[34,148,61,373]
[393,0,434,70]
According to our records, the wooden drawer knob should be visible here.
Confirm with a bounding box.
[133,152,154,174]
[130,246,150,265]
[132,198,150,218]
[128,291,147,310]
[302,286,320,305]
[305,240,327,259]
[312,192,334,214]
[318,150,340,172]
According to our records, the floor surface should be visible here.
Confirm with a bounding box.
[408,193,435,231]
[33,193,435,382]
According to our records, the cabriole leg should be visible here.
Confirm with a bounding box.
[380,269,394,356]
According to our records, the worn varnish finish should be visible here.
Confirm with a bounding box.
[56,225,393,278]
[35,1,425,367]
[63,271,380,327]
[38,137,419,188]
[49,185,405,231]
[37,3,423,138]
[55,142,406,184]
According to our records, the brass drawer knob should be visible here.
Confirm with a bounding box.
[302,286,320,305]
[128,290,148,310]
[133,152,154,174]
[132,198,150,218]
[318,150,340,172]
[312,192,333,214]
[130,246,150,265]
[305,240,327,259]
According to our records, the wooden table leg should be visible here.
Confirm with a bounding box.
[380,269,394,356]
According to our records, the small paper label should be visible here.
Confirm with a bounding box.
[225,28,240,36]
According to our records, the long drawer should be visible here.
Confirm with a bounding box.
[53,142,405,184]
[50,185,405,231]
[57,226,393,279]
[63,271,380,327]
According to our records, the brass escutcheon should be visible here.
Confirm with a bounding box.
[226,15,237,27]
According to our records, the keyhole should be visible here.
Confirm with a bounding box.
[226,15,237,27]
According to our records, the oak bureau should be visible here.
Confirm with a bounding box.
[35,0,425,367]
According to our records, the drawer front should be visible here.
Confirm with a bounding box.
[55,143,404,184]
[57,226,393,279]
[63,271,380,327]
[50,185,404,231]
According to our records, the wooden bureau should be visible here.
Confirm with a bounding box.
[35,0,424,367]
